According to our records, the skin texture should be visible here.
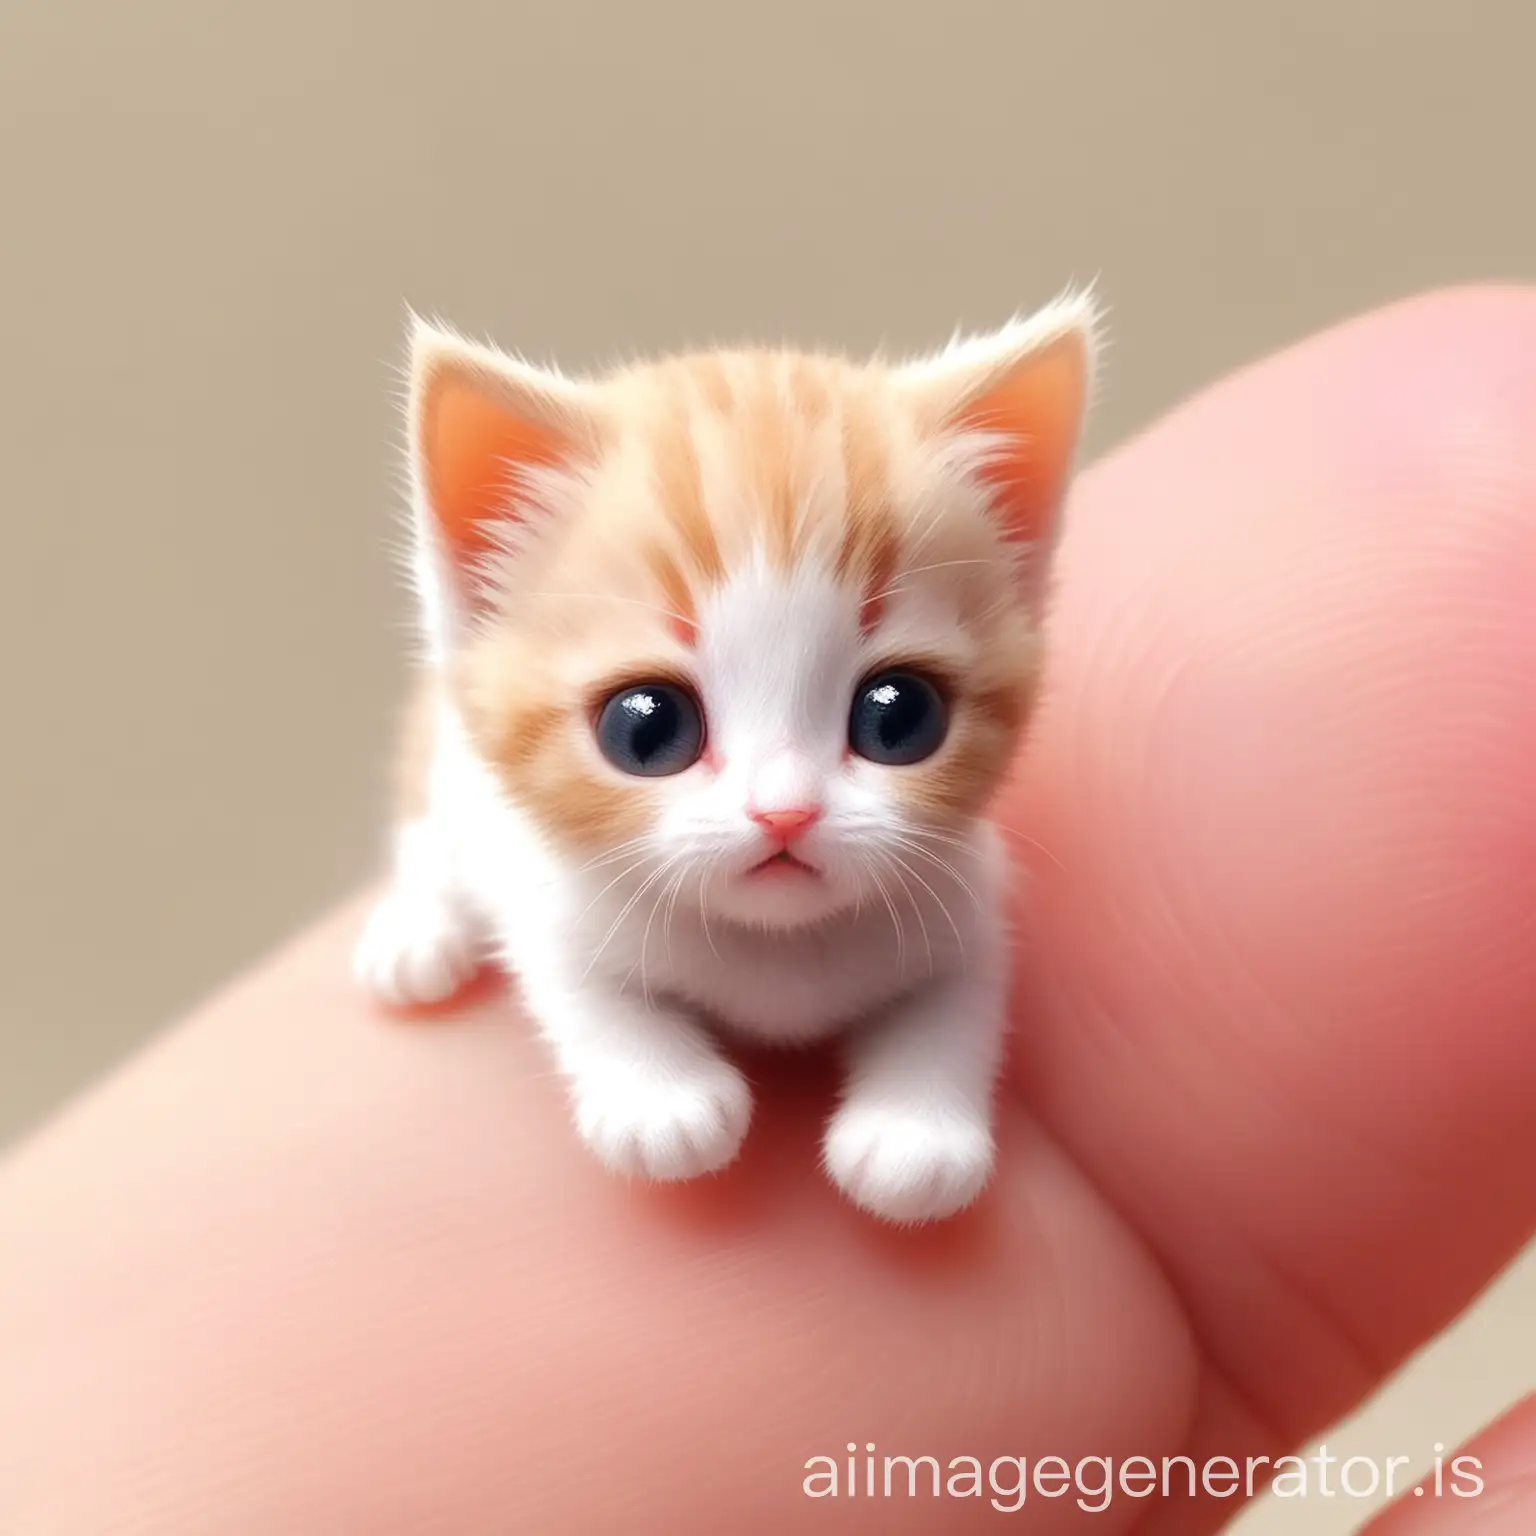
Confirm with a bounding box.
[1,286,1534,1533]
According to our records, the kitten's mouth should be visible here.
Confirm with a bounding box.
[747,849,820,878]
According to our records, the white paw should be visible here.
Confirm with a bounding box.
[824,1101,994,1223]
[353,888,482,1007]
[574,1058,752,1181]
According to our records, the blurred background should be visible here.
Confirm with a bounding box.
[0,2,1530,1529]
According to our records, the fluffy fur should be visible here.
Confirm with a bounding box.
[354,291,1099,1222]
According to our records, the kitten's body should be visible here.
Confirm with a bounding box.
[356,298,1097,1222]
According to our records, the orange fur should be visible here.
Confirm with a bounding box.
[835,380,900,630]
[648,375,723,598]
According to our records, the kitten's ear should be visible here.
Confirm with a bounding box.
[406,316,599,647]
[898,290,1100,552]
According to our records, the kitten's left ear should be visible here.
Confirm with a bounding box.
[405,316,602,653]
[408,316,600,566]
[898,289,1101,551]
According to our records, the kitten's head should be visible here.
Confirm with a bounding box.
[405,294,1098,929]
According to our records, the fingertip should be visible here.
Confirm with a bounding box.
[1362,1392,1536,1533]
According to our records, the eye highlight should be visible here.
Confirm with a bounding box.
[848,669,948,766]
[594,682,705,777]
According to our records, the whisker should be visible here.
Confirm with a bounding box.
[582,856,681,983]
[574,834,656,875]
[989,824,1068,874]
[698,877,722,962]
[639,863,687,1008]
[661,865,689,970]
[893,836,978,895]
[882,833,983,913]
[899,826,975,853]
[908,822,1067,876]
[592,858,679,982]
[573,852,660,928]
[876,850,933,978]
[856,851,906,978]
[886,849,967,975]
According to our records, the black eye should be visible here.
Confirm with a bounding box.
[849,670,948,765]
[594,683,705,777]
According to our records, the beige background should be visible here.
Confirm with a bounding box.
[0,2,1530,1529]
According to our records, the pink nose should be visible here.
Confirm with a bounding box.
[750,806,822,841]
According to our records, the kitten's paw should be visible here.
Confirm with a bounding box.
[574,1058,752,1182]
[823,1101,994,1223]
[353,889,482,1007]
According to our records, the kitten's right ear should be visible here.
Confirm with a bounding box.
[406,316,599,644]
[894,289,1100,562]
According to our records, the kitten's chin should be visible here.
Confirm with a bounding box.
[709,870,856,931]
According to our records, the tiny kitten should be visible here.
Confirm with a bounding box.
[355,292,1098,1223]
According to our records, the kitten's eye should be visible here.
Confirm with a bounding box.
[848,670,948,765]
[594,683,705,777]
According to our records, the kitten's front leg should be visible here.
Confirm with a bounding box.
[354,819,486,1006]
[824,970,1007,1223]
[522,967,753,1182]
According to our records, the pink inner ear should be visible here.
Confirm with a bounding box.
[423,373,567,564]
[958,334,1088,546]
